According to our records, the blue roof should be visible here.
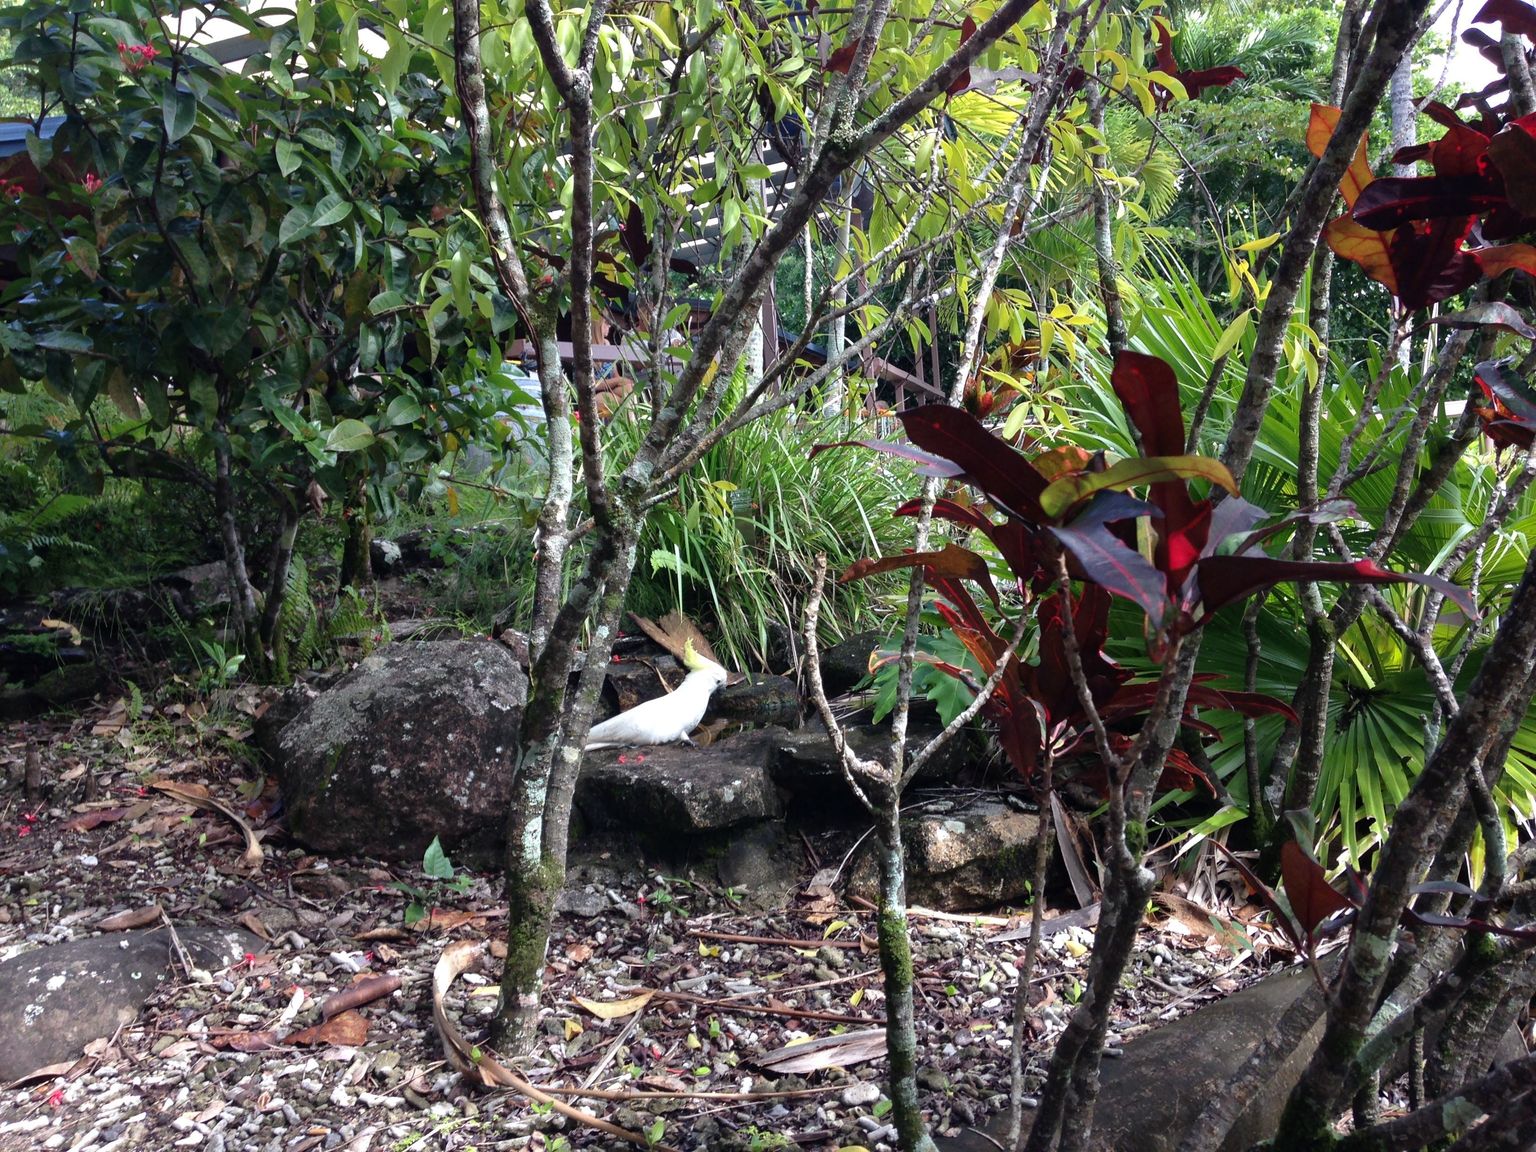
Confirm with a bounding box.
[0,117,65,158]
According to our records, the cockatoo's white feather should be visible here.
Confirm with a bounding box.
[584,641,728,750]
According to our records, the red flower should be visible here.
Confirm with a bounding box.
[117,42,159,75]
[80,172,102,194]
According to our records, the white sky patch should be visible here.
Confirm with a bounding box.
[1428,0,1502,97]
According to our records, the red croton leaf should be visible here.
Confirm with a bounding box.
[947,16,977,96]
[896,405,1051,522]
[1487,113,1536,216]
[1192,555,1478,620]
[825,40,859,74]
[840,542,1003,609]
[1280,841,1355,948]
[1474,0,1536,41]
[1152,20,1244,101]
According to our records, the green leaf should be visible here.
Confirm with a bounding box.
[36,330,91,353]
[422,836,454,880]
[385,395,422,427]
[276,138,302,177]
[310,193,352,229]
[64,236,99,280]
[368,289,408,315]
[1040,455,1239,519]
[325,418,375,452]
[278,205,313,246]
[163,89,197,143]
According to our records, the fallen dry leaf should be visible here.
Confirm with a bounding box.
[234,911,269,940]
[97,905,162,932]
[149,779,263,871]
[285,1010,367,1048]
[752,1028,887,1075]
[210,1030,282,1053]
[430,941,679,1151]
[574,990,654,1020]
[61,807,131,833]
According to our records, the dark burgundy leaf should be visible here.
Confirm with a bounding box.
[825,40,858,74]
[1204,495,1271,555]
[1210,840,1305,953]
[895,497,1045,584]
[1487,113,1536,215]
[1050,519,1169,625]
[1422,302,1536,340]
[1411,879,1479,897]
[1192,555,1478,620]
[1111,351,1187,458]
[1352,176,1506,230]
[810,436,964,476]
[1228,498,1360,557]
[1476,359,1536,423]
[1152,22,1245,100]
[1070,489,1161,527]
[1474,0,1536,41]
[896,405,1050,522]
[1184,685,1300,724]
[947,16,977,96]
[1281,841,1356,946]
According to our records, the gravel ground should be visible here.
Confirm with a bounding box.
[0,694,1265,1152]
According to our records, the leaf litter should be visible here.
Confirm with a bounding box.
[1,692,1279,1151]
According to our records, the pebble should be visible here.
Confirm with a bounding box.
[840,1081,882,1107]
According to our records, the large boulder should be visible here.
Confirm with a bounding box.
[940,965,1326,1152]
[270,638,526,866]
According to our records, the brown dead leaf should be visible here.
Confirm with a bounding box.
[61,807,131,833]
[414,908,482,934]
[40,618,81,644]
[565,942,593,964]
[285,1010,367,1048]
[149,780,263,871]
[91,699,129,737]
[430,941,680,1151]
[235,911,270,940]
[97,905,163,932]
[212,1030,283,1053]
[574,990,654,1020]
[354,925,410,943]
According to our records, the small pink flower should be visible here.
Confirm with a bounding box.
[16,826,30,838]
[635,753,646,763]
[80,171,102,194]
[616,754,629,765]
[46,1088,63,1109]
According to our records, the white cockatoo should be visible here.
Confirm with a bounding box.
[584,639,729,751]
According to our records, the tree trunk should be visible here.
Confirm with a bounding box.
[873,800,938,1152]
[260,503,301,682]
[340,479,373,589]
[211,425,264,674]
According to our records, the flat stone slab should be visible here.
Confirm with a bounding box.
[576,727,785,834]
[0,925,261,1082]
